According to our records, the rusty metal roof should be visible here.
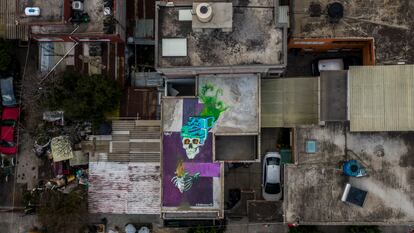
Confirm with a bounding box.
[88,162,161,214]
[0,0,28,40]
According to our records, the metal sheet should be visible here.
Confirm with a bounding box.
[261,77,318,127]
[88,162,161,214]
[349,65,414,131]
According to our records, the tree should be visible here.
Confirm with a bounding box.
[46,71,121,128]
[348,225,382,233]
[0,39,12,72]
[38,189,88,233]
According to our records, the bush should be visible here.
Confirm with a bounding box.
[38,189,88,233]
[46,71,121,128]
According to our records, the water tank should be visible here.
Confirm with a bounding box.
[196,3,213,23]
[72,1,84,11]
[327,2,344,23]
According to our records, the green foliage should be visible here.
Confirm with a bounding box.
[46,71,121,128]
[38,189,88,233]
[188,226,225,233]
[348,225,381,233]
[0,39,12,71]
[289,225,322,233]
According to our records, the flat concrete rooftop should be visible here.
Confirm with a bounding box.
[286,123,414,224]
[156,0,285,72]
[17,0,65,24]
[27,0,126,36]
[291,0,414,64]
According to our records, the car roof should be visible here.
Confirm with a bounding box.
[2,107,19,121]
[265,152,281,158]
[1,125,15,141]
[266,164,279,183]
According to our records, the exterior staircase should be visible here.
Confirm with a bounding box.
[108,120,161,163]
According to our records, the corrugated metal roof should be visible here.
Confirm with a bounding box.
[349,65,414,132]
[261,77,319,127]
[0,0,28,40]
[88,162,161,214]
[320,71,348,121]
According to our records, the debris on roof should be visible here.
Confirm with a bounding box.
[51,136,74,162]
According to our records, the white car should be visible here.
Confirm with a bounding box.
[318,58,344,71]
[25,7,40,16]
[262,152,282,201]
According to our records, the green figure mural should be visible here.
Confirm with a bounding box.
[199,83,229,121]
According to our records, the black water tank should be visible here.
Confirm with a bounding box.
[327,2,344,23]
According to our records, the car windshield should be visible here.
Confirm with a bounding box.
[0,140,15,147]
[265,183,281,194]
[267,157,280,165]
[0,77,16,106]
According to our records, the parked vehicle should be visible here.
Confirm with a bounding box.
[0,77,17,107]
[0,107,20,155]
[311,56,361,76]
[262,152,282,201]
[24,7,41,16]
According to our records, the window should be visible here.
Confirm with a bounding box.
[267,157,280,165]
[265,183,281,194]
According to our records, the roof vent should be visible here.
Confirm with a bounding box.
[196,3,213,23]
[72,1,84,11]
[327,2,343,23]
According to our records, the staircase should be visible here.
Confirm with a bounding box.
[108,120,161,163]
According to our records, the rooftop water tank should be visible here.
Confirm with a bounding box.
[72,1,84,11]
[196,3,213,23]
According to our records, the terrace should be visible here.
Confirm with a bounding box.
[285,123,414,224]
[155,0,287,75]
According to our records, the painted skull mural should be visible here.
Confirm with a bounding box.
[181,116,215,159]
[180,84,228,160]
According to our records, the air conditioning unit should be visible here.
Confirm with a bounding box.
[72,1,84,11]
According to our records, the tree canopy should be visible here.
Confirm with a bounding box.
[47,71,121,127]
[38,189,88,233]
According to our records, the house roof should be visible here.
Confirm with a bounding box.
[290,0,413,65]
[16,0,66,25]
[0,0,28,40]
[161,97,224,218]
[285,123,414,224]
[155,0,286,75]
[88,162,161,214]
[349,65,414,132]
[22,0,126,37]
[261,77,318,127]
